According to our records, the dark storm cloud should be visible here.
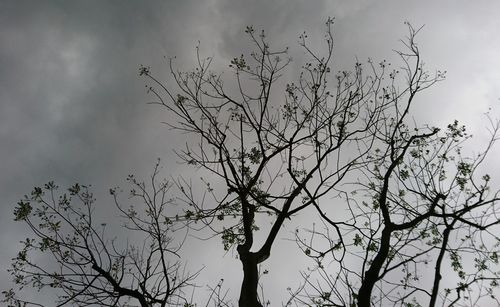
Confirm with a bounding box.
[0,0,222,195]
[1,0,500,304]
[0,0,216,293]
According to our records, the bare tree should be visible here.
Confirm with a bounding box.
[4,161,210,307]
[291,24,500,307]
[140,19,499,307]
[140,17,392,307]
[6,19,500,307]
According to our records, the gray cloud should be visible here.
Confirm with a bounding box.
[1,0,500,304]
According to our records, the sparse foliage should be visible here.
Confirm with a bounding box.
[6,19,500,307]
[4,162,209,307]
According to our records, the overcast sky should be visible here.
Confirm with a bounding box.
[1,0,500,305]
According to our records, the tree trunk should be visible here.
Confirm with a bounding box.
[357,227,392,307]
[238,249,263,307]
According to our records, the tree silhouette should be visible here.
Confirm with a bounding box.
[6,20,500,307]
[4,162,228,307]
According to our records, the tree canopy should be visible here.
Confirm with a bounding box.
[5,20,500,307]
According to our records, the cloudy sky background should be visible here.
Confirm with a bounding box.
[1,0,500,305]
